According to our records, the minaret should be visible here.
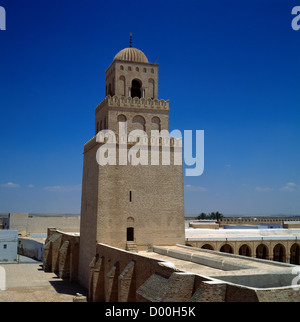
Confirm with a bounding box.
[78,43,184,288]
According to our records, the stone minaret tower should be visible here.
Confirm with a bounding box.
[78,45,185,288]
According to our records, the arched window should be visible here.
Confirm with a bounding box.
[131,79,142,98]
[127,216,134,224]
[117,114,127,135]
[132,115,146,131]
[117,114,127,122]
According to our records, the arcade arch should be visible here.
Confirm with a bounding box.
[239,244,251,257]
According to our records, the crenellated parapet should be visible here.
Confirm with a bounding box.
[95,95,169,113]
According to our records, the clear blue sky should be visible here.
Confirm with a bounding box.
[0,0,299,215]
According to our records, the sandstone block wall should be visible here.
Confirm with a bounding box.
[79,137,185,289]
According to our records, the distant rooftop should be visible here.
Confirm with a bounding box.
[1,213,80,218]
[185,228,300,242]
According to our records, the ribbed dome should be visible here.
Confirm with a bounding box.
[113,47,149,63]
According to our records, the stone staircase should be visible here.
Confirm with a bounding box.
[126,241,138,253]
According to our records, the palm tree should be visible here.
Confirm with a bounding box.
[215,211,223,220]
[197,212,207,220]
[209,212,216,219]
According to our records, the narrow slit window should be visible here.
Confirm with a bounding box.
[129,191,132,202]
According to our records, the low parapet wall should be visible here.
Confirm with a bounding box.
[213,270,298,289]
[18,237,44,261]
[153,245,255,271]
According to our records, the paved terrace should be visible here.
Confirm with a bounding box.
[140,244,299,288]
[0,256,86,302]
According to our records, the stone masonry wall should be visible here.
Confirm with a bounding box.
[43,229,300,302]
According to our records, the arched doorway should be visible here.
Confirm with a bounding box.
[273,243,286,262]
[220,244,233,254]
[131,79,142,98]
[201,244,214,250]
[256,244,269,260]
[239,244,251,257]
[290,243,300,265]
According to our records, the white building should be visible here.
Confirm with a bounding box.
[0,230,18,262]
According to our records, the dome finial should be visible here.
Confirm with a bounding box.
[129,32,133,48]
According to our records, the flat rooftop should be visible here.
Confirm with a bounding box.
[139,244,298,289]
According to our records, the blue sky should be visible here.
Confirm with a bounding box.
[0,0,299,215]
